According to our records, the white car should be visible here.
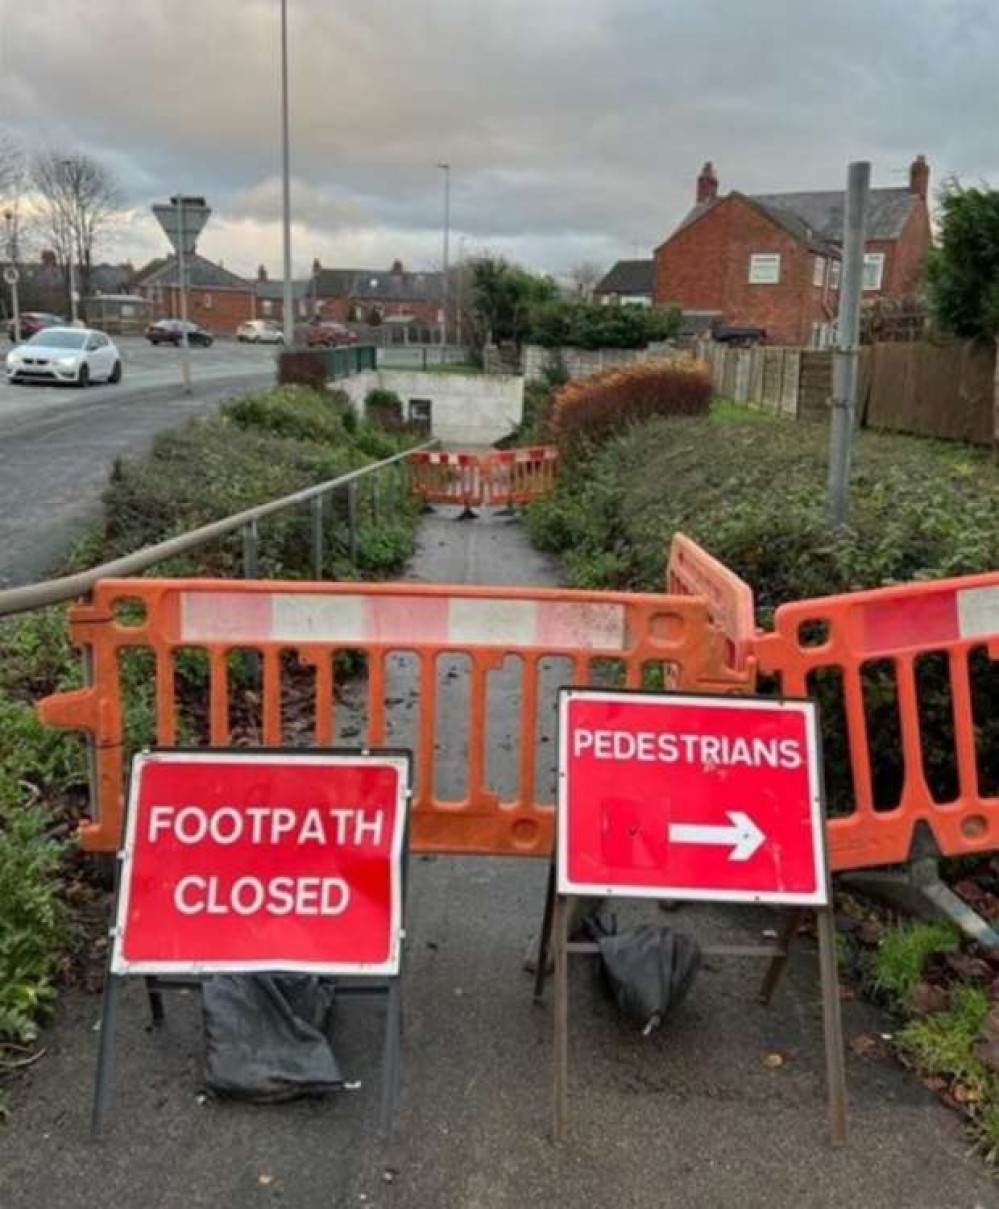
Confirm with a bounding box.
[6,326,122,387]
[237,319,285,344]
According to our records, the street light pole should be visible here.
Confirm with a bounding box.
[456,235,466,350]
[827,161,870,527]
[438,162,450,348]
[176,196,193,396]
[280,0,295,346]
[3,209,20,345]
[62,159,80,325]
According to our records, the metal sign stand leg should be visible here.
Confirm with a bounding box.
[758,908,803,1005]
[816,905,848,1145]
[91,974,123,1139]
[145,977,165,1027]
[553,894,571,1144]
[379,978,403,1139]
[533,858,557,1003]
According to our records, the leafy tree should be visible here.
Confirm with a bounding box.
[529,300,682,349]
[471,257,558,347]
[927,181,999,342]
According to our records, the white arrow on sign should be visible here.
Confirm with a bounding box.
[668,811,765,862]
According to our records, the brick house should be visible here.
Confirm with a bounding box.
[313,260,443,330]
[653,156,932,346]
[253,265,315,323]
[131,254,256,332]
[593,259,654,306]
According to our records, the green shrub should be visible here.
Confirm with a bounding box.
[550,360,712,454]
[527,407,999,811]
[365,389,404,431]
[0,782,66,1046]
[224,385,348,444]
[529,300,682,349]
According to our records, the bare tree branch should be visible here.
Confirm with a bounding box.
[30,150,123,318]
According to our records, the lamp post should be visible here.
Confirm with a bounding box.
[62,159,80,325]
[456,235,466,351]
[280,0,295,345]
[3,208,20,344]
[438,162,450,347]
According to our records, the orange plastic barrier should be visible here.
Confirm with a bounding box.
[408,451,483,508]
[753,572,999,872]
[408,446,558,510]
[484,446,559,506]
[38,577,752,855]
[667,534,757,673]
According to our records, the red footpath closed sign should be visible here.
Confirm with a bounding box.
[558,690,827,906]
[112,750,409,977]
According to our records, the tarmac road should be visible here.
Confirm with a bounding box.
[1,508,997,1208]
[0,336,275,588]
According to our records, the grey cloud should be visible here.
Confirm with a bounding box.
[2,0,996,275]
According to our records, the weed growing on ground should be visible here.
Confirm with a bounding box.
[871,921,960,1005]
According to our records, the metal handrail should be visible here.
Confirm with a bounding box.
[0,438,437,620]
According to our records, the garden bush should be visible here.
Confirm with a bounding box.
[365,388,405,431]
[529,300,682,349]
[223,385,350,444]
[527,405,999,812]
[550,360,712,454]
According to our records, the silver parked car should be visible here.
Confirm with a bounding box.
[237,319,285,344]
[5,326,122,387]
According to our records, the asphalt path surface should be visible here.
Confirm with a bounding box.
[2,508,997,1208]
[0,335,275,588]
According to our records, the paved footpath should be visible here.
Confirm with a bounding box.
[2,508,997,1208]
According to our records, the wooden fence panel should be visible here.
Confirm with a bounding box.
[798,351,833,421]
[865,341,995,446]
[779,350,801,417]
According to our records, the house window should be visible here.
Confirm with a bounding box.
[298,299,308,317]
[261,299,273,316]
[829,260,841,289]
[863,252,885,291]
[748,253,780,284]
[812,256,825,287]
[202,293,213,309]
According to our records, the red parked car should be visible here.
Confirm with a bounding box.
[7,311,65,342]
[304,318,358,348]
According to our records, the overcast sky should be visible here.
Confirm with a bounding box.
[1,0,996,280]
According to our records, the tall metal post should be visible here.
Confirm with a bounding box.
[280,0,295,347]
[438,162,450,347]
[827,161,870,527]
[62,159,80,324]
[177,196,193,396]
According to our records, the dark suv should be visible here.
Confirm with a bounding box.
[8,312,65,342]
[145,319,214,347]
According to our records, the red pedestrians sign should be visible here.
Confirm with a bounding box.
[111,750,410,977]
[558,690,827,906]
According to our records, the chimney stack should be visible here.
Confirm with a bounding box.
[696,161,719,204]
[909,154,929,201]
[257,264,268,282]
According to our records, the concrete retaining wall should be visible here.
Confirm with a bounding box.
[335,369,523,447]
